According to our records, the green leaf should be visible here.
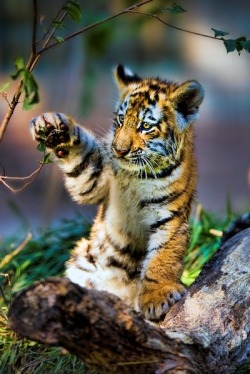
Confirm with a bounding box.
[63,1,81,21]
[235,36,247,55]
[223,39,237,53]
[23,90,39,110]
[11,57,25,80]
[11,70,21,80]
[223,37,247,55]
[37,142,46,152]
[0,82,10,93]
[23,97,33,111]
[24,72,38,95]
[14,57,25,71]
[241,39,250,53]
[21,71,39,110]
[154,3,186,14]
[54,36,64,44]
[211,28,229,38]
[43,153,52,164]
[168,3,186,14]
[11,58,39,109]
[39,152,52,164]
[52,20,65,30]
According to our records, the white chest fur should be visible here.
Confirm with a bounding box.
[105,172,171,250]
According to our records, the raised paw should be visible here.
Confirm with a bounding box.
[139,282,186,321]
[30,112,74,150]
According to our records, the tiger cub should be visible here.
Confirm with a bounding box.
[30,65,204,321]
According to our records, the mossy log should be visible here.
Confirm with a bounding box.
[8,229,250,373]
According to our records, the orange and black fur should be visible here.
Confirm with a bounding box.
[30,65,204,320]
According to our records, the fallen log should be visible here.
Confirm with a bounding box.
[8,228,250,373]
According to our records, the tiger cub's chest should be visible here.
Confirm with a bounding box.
[105,173,170,247]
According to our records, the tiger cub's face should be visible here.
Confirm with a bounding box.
[111,65,204,177]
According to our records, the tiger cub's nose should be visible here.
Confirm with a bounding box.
[113,145,130,157]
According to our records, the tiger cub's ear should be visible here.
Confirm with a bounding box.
[172,80,204,131]
[114,64,141,91]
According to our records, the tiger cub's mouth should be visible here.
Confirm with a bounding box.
[112,148,165,179]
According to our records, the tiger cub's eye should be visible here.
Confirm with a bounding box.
[141,122,152,131]
[117,114,125,126]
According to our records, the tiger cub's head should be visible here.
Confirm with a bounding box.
[111,65,204,177]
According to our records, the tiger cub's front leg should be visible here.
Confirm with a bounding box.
[139,225,187,321]
[30,112,108,204]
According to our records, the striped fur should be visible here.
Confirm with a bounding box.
[30,65,204,320]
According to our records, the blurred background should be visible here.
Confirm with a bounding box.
[0,0,249,237]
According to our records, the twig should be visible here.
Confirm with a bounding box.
[128,10,219,41]
[37,0,154,54]
[0,0,153,143]
[41,9,68,51]
[39,0,69,43]
[32,0,38,56]
[0,79,24,141]
[0,92,11,108]
[0,0,226,145]
[0,162,45,193]
[38,1,221,55]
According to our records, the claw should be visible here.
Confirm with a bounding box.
[45,123,54,130]
[139,283,186,321]
[60,123,68,131]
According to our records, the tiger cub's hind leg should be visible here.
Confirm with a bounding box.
[65,238,98,289]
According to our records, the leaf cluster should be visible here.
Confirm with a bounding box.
[52,0,82,44]
[4,1,82,113]
[211,28,250,55]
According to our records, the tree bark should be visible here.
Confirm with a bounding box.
[8,229,250,374]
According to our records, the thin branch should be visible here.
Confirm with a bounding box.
[32,0,38,56]
[0,0,225,145]
[40,6,65,42]
[0,162,45,193]
[0,49,40,142]
[0,80,23,141]
[0,0,153,144]
[129,10,219,41]
[41,9,68,51]
[38,1,221,55]
[38,0,154,54]
[0,92,11,108]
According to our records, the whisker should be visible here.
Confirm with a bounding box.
[149,157,161,169]
[141,157,148,180]
[141,158,145,180]
[142,156,157,179]
[137,159,141,179]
